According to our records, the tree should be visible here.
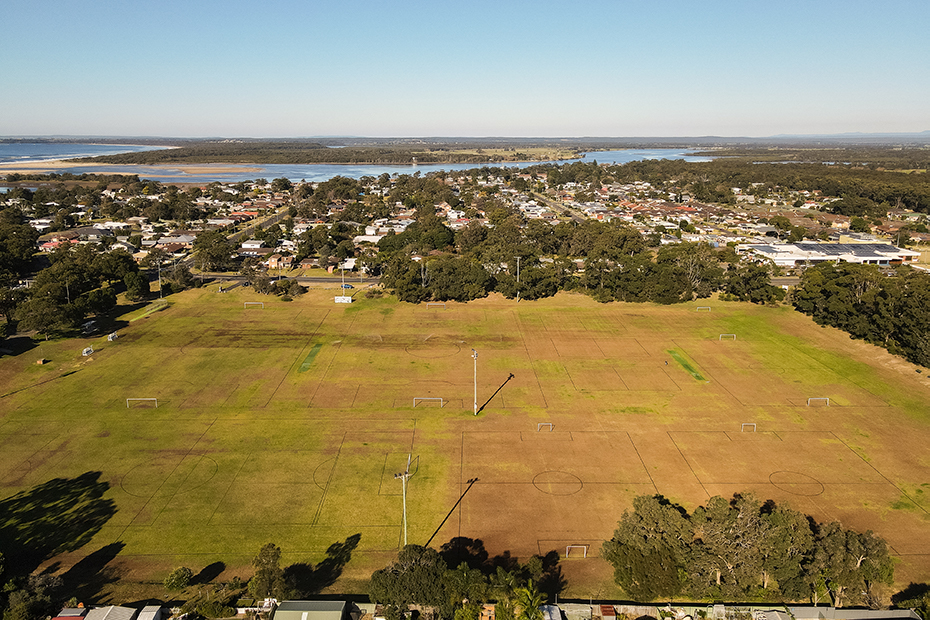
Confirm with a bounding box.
[513,580,544,620]
[725,263,784,304]
[124,271,149,301]
[164,566,193,591]
[445,561,489,609]
[689,494,769,598]
[368,545,450,618]
[602,495,690,600]
[850,216,871,233]
[656,242,723,299]
[248,543,286,600]
[271,177,293,192]
[194,230,234,271]
[14,297,72,340]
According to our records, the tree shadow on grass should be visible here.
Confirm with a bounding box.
[440,537,490,573]
[892,583,930,606]
[193,561,227,585]
[437,537,566,602]
[284,534,361,597]
[0,471,117,578]
[0,335,38,357]
[60,541,125,603]
[535,549,567,602]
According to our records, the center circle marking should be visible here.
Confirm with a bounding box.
[769,470,825,496]
[533,470,583,496]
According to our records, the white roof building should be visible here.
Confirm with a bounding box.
[737,242,920,267]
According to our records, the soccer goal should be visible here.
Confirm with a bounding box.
[244,302,264,309]
[696,306,712,312]
[413,397,445,408]
[719,333,737,340]
[565,545,589,558]
[126,398,158,408]
[537,422,554,432]
[741,423,756,432]
[807,397,831,406]
[427,302,447,309]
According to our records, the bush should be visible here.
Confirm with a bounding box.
[164,566,193,591]
[196,601,236,619]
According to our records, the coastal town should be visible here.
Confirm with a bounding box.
[4,165,927,284]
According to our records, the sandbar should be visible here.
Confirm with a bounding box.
[0,160,263,178]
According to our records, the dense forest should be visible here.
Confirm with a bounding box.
[793,263,930,367]
[73,142,576,165]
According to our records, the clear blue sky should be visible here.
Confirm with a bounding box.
[2,0,928,138]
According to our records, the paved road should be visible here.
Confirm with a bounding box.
[771,276,801,287]
[228,205,291,244]
[529,191,586,223]
[202,273,379,286]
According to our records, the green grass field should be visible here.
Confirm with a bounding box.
[2,285,929,600]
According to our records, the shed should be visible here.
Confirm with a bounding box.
[137,606,164,620]
[272,601,348,620]
[83,606,138,620]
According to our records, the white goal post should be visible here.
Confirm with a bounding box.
[244,302,265,309]
[696,306,712,312]
[413,397,445,408]
[537,422,554,432]
[565,545,589,558]
[719,333,737,340]
[126,398,158,408]
[741,423,756,432]
[807,397,831,406]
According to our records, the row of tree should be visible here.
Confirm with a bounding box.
[369,541,562,620]
[9,244,144,339]
[375,213,783,306]
[792,263,930,367]
[602,494,893,605]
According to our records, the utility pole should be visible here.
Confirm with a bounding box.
[472,349,478,415]
[394,454,412,546]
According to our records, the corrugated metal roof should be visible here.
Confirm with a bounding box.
[273,600,347,620]
[83,606,138,620]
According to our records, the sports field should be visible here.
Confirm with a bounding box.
[1,286,929,597]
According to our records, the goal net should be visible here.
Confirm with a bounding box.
[565,545,589,558]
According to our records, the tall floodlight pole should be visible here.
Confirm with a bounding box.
[515,256,521,302]
[472,349,478,415]
[394,454,412,546]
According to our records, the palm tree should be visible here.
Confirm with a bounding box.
[514,579,544,620]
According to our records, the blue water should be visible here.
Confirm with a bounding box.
[0,143,714,184]
[0,142,167,164]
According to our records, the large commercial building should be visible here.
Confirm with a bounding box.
[736,242,921,268]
